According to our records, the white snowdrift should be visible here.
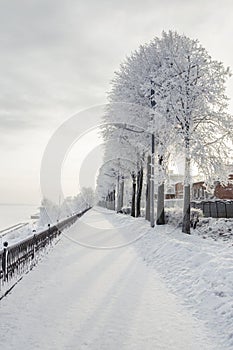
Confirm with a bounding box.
[132,219,233,349]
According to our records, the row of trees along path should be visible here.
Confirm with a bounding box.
[97,31,232,234]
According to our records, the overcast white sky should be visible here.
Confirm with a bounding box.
[1,0,233,205]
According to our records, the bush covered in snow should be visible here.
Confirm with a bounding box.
[195,217,233,241]
[38,189,94,228]
[165,207,203,228]
[165,208,233,241]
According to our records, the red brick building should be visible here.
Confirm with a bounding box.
[214,174,233,199]
[174,174,233,200]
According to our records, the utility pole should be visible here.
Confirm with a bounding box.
[145,155,151,221]
[150,133,155,227]
[150,85,156,228]
[116,172,120,212]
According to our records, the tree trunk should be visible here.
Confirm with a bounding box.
[116,175,121,212]
[131,173,136,217]
[182,184,191,234]
[119,178,124,209]
[136,166,143,217]
[113,190,116,211]
[157,183,165,225]
[156,154,165,225]
[145,155,151,221]
[109,191,115,211]
[182,140,191,234]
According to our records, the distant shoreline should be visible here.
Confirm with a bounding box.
[0,203,39,207]
[0,204,39,231]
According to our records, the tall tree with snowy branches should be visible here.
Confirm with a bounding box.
[101,103,151,217]
[96,136,139,215]
[100,31,232,234]
[104,45,175,225]
[146,31,232,233]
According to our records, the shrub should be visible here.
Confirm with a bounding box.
[165,207,203,228]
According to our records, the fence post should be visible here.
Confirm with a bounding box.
[2,241,8,282]
[32,234,36,259]
[47,224,51,245]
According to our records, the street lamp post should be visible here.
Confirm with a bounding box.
[150,133,155,227]
[150,86,156,228]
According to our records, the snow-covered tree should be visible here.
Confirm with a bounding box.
[100,30,232,234]
[96,138,142,216]
[38,192,91,227]
[146,31,232,233]
[80,187,95,208]
[103,42,177,225]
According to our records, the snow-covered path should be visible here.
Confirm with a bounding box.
[0,209,218,350]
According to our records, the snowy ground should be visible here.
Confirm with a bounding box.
[134,220,233,349]
[0,208,231,349]
[196,217,233,241]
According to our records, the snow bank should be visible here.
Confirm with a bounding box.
[165,207,203,227]
[133,222,233,349]
[195,217,233,241]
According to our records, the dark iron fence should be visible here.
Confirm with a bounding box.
[191,200,233,218]
[0,208,90,294]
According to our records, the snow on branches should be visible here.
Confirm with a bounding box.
[97,30,232,233]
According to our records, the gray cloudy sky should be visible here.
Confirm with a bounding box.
[1,0,233,204]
